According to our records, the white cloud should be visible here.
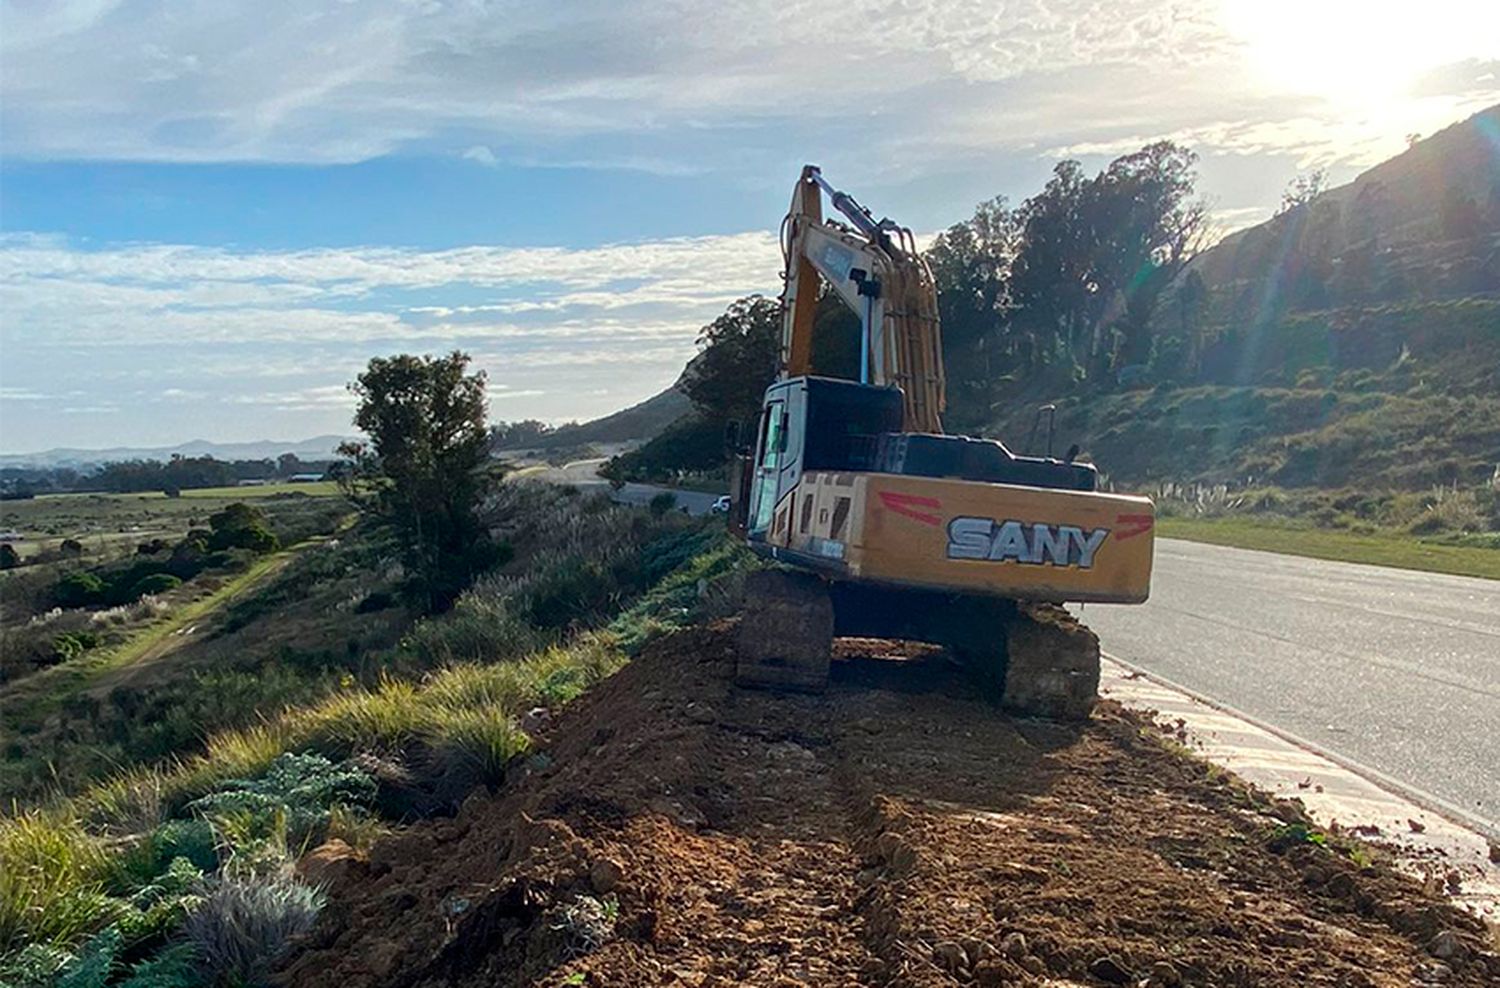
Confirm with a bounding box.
[462,145,498,167]
[5,0,1490,174]
[0,230,780,447]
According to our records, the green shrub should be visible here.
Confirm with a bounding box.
[0,812,123,954]
[0,544,20,570]
[50,630,102,664]
[427,706,529,785]
[131,573,182,599]
[522,559,616,630]
[54,571,106,608]
[181,874,322,987]
[147,819,219,875]
[648,491,678,517]
[185,752,377,849]
[206,503,280,555]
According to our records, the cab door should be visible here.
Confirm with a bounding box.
[747,395,785,539]
[747,380,807,545]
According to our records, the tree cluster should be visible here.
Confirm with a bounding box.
[0,454,332,498]
[928,141,1207,426]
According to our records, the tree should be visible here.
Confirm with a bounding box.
[926,197,1021,426]
[206,502,279,553]
[1008,142,1205,379]
[1277,169,1327,216]
[681,296,782,425]
[0,544,19,570]
[340,352,495,612]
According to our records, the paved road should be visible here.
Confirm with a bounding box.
[1077,539,1500,830]
[529,458,722,516]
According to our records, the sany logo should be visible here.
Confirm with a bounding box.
[947,517,1110,569]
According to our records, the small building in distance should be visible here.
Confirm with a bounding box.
[287,473,326,483]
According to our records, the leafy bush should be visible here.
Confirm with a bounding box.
[648,491,678,517]
[206,503,280,554]
[146,819,219,875]
[185,753,377,849]
[181,873,322,987]
[131,573,183,599]
[54,571,106,608]
[50,630,102,664]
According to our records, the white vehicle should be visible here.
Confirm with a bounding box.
[711,495,732,514]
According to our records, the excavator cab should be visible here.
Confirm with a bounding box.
[744,377,902,541]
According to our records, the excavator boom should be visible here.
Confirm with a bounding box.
[780,165,945,433]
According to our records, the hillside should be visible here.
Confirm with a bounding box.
[495,366,695,451]
[1195,106,1500,301]
[987,106,1500,495]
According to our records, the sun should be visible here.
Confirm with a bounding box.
[1221,1,1500,107]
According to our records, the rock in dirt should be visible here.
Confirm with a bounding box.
[1088,954,1133,984]
[647,795,705,829]
[589,856,625,895]
[297,838,363,887]
[999,931,1028,958]
[1428,929,1465,961]
[520,706,552,734]
[1146,960,1183,987]
[962,936,999,966]
[683,700,717,725]
[931,940,968,972]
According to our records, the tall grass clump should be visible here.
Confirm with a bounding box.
[182,873,323,986]
[0,812,122,954]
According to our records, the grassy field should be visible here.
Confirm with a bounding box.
[0,484,341,558]
[1158,516,1500,580]
[1,539,316,711]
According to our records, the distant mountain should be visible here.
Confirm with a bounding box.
[552,386,692,447]
[498,355,700,450]
[0,435,355,470]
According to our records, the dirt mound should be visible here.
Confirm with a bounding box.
[282,624,1498,987]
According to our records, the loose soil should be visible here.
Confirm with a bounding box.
[283,624,1498,987]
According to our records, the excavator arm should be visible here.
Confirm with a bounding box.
[779,165,946,433]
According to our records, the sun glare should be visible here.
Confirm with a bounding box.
[1221,1,1500,106]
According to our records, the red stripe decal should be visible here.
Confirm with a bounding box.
[1115,513,1154,540]
[877,491,942,526]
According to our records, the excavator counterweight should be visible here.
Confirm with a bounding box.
[730,167,1156,719]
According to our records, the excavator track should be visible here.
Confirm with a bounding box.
[735,569,834,691]
[962,601,1101,722]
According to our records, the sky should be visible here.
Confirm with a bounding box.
[1,1,1497,454]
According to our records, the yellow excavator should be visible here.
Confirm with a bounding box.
[728,166,1155,719]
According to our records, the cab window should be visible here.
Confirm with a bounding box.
[759,402,785,470]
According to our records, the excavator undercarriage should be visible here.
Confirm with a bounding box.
[735,569,1101,720]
